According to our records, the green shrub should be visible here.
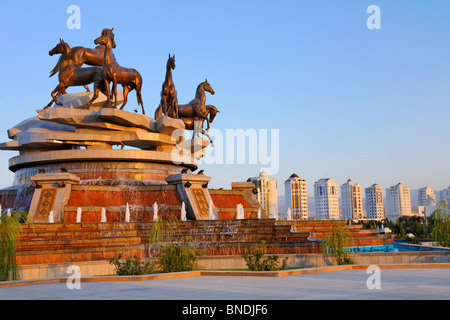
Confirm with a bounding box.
[157,241,198,273]
[405,235,420,244]
[242,241,288,271]
[108,253,155,276]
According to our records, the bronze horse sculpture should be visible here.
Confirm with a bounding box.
[180,105,219,147]
[155,79,219,146]
[159,54,178,119]
[177,79,216,131]
[49,28,116,79]
[93,34,145,114]
[155,79,215,125]
[44,39,108,109]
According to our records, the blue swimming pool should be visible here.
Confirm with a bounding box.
[324,244,395,253]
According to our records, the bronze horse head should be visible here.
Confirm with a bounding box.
[49,38,71,57]
[101,28,116,49]
[167,54,176,70]
[202,79,215,96]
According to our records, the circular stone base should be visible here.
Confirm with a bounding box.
[11,149,197,187]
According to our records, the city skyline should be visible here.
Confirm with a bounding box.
[0,1,449,194]
[278,171,448,217]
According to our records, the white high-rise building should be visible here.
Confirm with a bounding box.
[314,178,339,220]
[385,183,412,221]
[365,184,384,220]
[438,187,450,204]
[340,179,364,220]
[418,187,436,206]
[284,173,308,220]
[249,171,278,218]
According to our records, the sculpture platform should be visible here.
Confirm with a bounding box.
[0,92,229,223]
[1,92,205,184]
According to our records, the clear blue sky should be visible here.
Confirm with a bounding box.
[0,0,449,196]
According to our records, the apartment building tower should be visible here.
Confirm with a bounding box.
[418,186,436,206]
[365,184,384,220]
[314,178,339,220]
[249,171,278,218]
[385,183,412,221]
[340,179,364,220]
[284,173,308,220]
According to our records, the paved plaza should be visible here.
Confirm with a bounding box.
[0,268,449,300]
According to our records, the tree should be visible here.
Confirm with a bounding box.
[149,212,199,273]
[392,221,405,238]
[321,222,354,265]
[431,200,450,247]
[0,211,28,281]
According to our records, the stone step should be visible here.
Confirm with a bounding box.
[151,231,310,243]
[12,218,393,265]
[136,224,296,236]
[18,235,142,250]
[19,228,139,240]
[20,219,283,232]
[16,244,147,265]
[195,240,323,255]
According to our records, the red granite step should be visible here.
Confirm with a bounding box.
[13,218,393,265]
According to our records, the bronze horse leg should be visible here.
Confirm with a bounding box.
[170,96,178,119]
[161,97,168,116]
[154,104,163,121]
[111,75,118,108]
[136,82,145,115]
[44,83,67,109]
[85,74,108,110]
[100,80,112,109]
[119,85,130,110]
[84,87,100,109]
[192,118,214,148]
[201,128,214,148]
[195,110,210,131]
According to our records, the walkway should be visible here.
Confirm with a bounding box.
[1,267,449,300]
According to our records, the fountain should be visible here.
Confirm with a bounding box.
[180,202,187,221]
[236,203,244,219]
[48,210,54,223]
[76,207,82,223]
[101,208,107,223]
[153,202,158,221]
[208,200,216,220]
[125,202,131,222]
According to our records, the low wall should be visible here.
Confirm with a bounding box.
[15,251,450,281]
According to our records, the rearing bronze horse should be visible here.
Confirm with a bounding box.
[159,54,178,119]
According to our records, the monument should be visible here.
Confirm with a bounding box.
[0,27,245,223]
[0,28,393,266]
